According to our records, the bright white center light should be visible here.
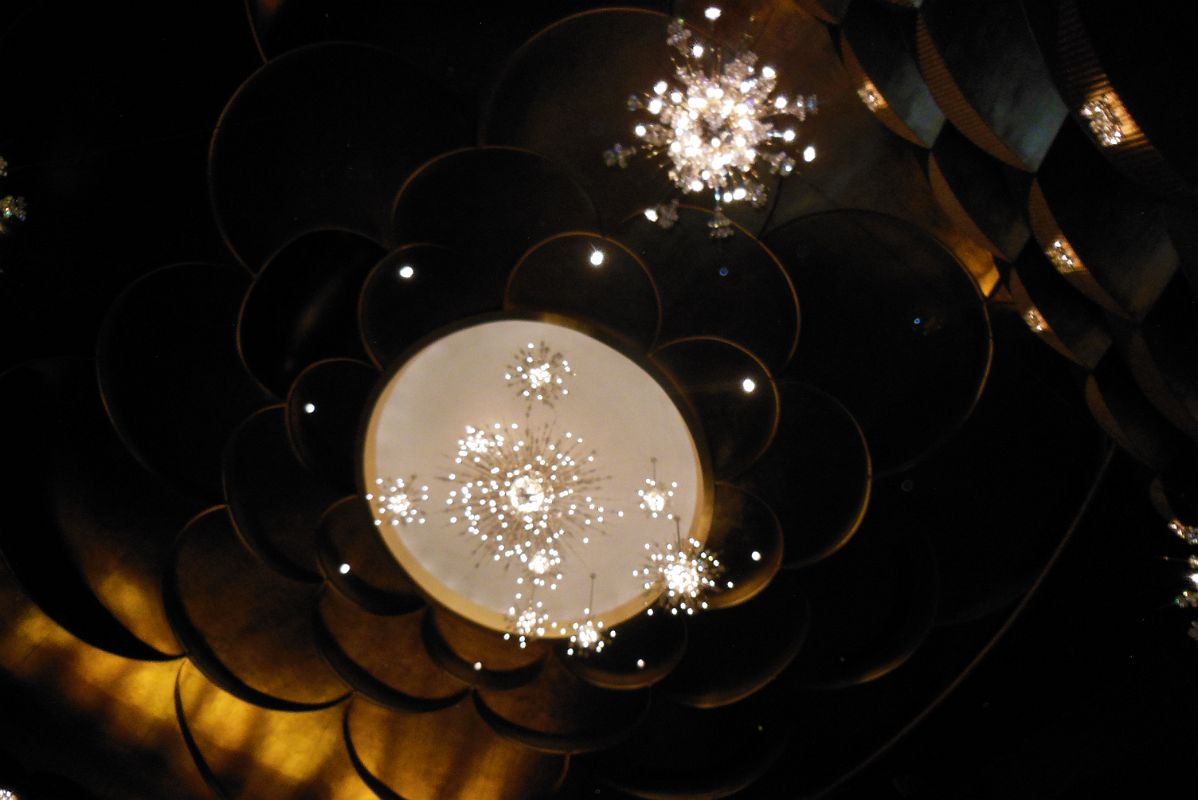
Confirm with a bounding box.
[742,377,756,393]
[507,473,548,514]
[398,264,415,279]
[704,6,722,20]
[589,248,606,267]
[642,489,667,513]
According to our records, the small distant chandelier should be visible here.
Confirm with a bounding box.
[605,6,817,238]
[0,155,27,236]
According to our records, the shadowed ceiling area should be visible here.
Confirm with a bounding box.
[1,0,1196,797]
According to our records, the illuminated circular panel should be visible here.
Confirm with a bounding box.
[363,317,711,636]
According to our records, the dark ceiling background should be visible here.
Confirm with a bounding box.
[2,0,1197,798]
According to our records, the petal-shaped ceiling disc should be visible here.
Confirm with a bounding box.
[96,263,275,500]
[316,592,467,712]
[358,244,496,369]
[659,572,809,709]
[286,358,380,490]
[561,611,688,691]
[475,655,650,754]
[617,205,800,372]
[738,382,871,568]
[209,42,469,270]
[346,696,568,800]
[389,147,598,284]
[785,489,939,689]
[481,9,688,232]
[587,687,790,798]
[223,407,343,581]
[764,210,992,474]
[168,506,349,708]
[239,230,384,396]
[423,607,547,690]
[651,337,779,479]
[175,663,363,799]
[505,233,661,350]
[0,358,192,660]
[317,497,424,616]
[905,306,1111,625]
[702,483,784,610]
[0,572,211,799]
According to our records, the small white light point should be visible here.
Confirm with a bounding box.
[398,264,415,279]
[751,550,762,562]
[644,207,659,222]
[741,377,757,393]
[690,179,704,192]
[653,80,668,95]
[636,658,646,668]
[762,65,776,79]
[782,129,796,142]
[692,44,705,58]
[648,97,663,114]
[704,6,722,20]
[303,402,316,414]
[774,95,788,109]
[339,563,351,575]
[473,661,483,671]
[589,249,606,267]
[634,123,647,137]
[803,145,817,162]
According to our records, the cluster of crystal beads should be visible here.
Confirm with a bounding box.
[366,476,429,527]
[1169,518,1198,546]
[506,341,572,408]
[1046,239,1081,274]
[607,16,816,238]
[0,155,25,235]
[1079,94,1126,147]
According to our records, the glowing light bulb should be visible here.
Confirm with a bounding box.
[589,249,606,267]
[339,563,351,575]
[803,145,816,162]
[398,264,415,279]
[704,6,722,20]
[644,207,659,222]
[303,402,316,414]
[762,66,776,79]
[692,44,705,58]
[742,377,756,393]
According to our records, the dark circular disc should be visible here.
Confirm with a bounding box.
[222,407,343,582]
[389,147,598,286]
[659,572,809,709]
[209,42,469,270]
[345,696,567,800]
[475,655,650,754]
[505,233,661,351]
[703,483,785,610]
[587,686,791,798]
[480,9,691,232]
[617,205,800,372]
[764,210,992,474]
[316,496,424,616]
[786,487,939,690]
[96,263,275,501]
[168,507,349,708]
[562,611,688,691]
[357,244,497,369]
[738,382,871,568]
[315,592,466,712]
[422,607,547,690]
[286,358,379,490]
[651,337,780,479]
[0,358,191,660]
[238,229,384,396]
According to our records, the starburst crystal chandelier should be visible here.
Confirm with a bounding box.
[634,535,724,616]
[606,9,817,238]
[445,422,611,566]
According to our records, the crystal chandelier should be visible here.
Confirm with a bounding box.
[364,321,727,656]
[0,155,27,235]
[605,7,817,238]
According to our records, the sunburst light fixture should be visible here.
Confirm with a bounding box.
[605,6,817,238]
